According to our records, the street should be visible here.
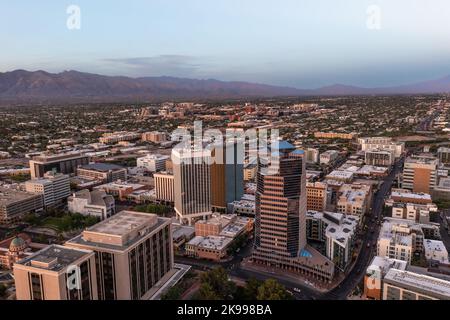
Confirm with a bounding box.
[175,157,405,300]
[319,156,405,299]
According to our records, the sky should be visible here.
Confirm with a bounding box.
[1,0,450,88]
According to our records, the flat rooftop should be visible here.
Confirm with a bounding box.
[32,152,87,162]
[367,256,407,275]
[0,187,41,205]
[94,181,145,190]
[405,156,438,165]
[326,170,354,179]
[391,189,432,201]
[188,235,233,250]
[86,210,157,236]
[79,163,124,172]
[67,210,170,250]
[384,268,450,299]
[16,245,91,272]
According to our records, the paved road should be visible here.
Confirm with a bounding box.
[175,157,405,300]
[416,110,439,132]
[319,156,405,300]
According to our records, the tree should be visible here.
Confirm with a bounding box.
[161,285,183,300]
[235,278,262,300]
[256,279,293,300]
[197,283,221,300]
[198,267,236,300]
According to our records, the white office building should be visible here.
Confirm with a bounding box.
[25,171,70,208]
[136,154,170,173]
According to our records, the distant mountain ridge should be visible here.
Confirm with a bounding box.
[1,69,450,105]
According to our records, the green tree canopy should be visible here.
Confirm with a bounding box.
[256,279,293,300]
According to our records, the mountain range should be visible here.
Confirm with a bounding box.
[1,69,450,105]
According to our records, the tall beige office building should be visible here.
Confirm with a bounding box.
[65,210,173,300]
[172,148,213,225]
[14,245,97,300]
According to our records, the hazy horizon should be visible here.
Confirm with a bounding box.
[2,0,450,88]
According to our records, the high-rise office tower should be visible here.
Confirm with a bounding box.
[172,148,213,225]
[251,141,335,282]
[253,141,307,259]
[211,141,244,211]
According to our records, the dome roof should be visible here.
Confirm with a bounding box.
[9,236,27,253]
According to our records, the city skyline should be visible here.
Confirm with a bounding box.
[2,0,450,306]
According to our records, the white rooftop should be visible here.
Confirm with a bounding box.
[384,268,450,298]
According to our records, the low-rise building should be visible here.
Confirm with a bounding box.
[365,149,395,167]
[141,131,167,143]
[306,210,359,271]
[306,182,328,212]
[228,198,255,217]
[377,218,441,264]
[314,132,356,140]
[29,152,89,178]
[68,189,115,220]
[336,184,371,218]
[326,170,354,182]
[25,171,70,208]
[387,188,433,205]
[94,181,146,201]
[364,256,407,300]
[391,202,437,224]
[0,187,43,225]
[320,150,339,165]
[358,137,404,158]
[136,154,170,173]
[0,234,45,270]
[383,268,450,300]
[77,163,127,183]
[365,255,450,300]
[194,214,253,238]
[423,239,449,264]
[305,148,320,163]
[99,131,140,144]
[185,235,233,261]
[431,177,450,201]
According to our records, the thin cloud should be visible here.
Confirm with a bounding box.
[101,55,205,77]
